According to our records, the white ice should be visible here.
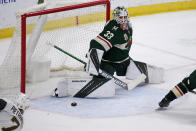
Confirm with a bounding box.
[1,10,196,131]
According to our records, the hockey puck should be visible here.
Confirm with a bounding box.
[71,102,77,106]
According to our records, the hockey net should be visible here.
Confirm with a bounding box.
[0,0,110,98]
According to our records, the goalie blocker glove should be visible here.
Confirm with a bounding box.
[85,48,104,76]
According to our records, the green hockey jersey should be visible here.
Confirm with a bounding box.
[90,20,133,63]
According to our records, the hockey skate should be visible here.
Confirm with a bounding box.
[159,98,171,108]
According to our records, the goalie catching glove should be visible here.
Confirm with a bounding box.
[85,48,104,76]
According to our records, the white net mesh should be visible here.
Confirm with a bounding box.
[0,0,108,98]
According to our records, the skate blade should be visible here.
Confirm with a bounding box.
[155,107,168,111]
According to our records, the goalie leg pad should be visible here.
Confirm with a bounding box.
[53,80,68,97]
[125,60,146,82]
[54,78,115,98]
[74,77,110,98]
[147,65,164,83]
[126,60,164,84]
[86,48,104,76]
[74,77,115,98]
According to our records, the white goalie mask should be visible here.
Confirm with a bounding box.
[113,6,129,24]
[15,93,30,110]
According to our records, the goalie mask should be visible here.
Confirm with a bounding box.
[113,6,129,24]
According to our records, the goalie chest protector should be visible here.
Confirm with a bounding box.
[91,20,133,62]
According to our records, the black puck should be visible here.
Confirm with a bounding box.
[71,102,77,106]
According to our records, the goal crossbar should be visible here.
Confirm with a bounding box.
[20,0,110,93]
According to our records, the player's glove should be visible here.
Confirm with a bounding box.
[85,48,104,76]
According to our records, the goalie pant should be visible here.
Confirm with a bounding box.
[159,69,196,105]
[0,98,23,131]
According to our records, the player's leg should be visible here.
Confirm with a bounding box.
[85,48,104,76]
[126,59,164,84]
[53,80,68,97]
[53,61,116,98]
[159,70,196,108]
[53,77,116,98]
[74,58,121,97]
[100,61,116,75]
[114,58,130,76]
[74,77,112,98]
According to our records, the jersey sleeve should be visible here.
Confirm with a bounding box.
[91,20,117,52]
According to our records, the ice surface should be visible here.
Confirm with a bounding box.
[23,10,196,131]
[0,10,196,131]
[31,86,171,118]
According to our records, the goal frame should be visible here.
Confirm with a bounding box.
[20,0,111,93]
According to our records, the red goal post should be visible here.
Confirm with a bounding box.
[20,0,111,94]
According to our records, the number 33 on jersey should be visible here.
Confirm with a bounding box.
[92,19,133,62]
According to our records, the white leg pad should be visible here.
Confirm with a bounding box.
[54,78,115,98]
[147,65,164,83]
[86,78,116,98]
[125,60,142,80]
[53,80,68,97]
[125,60,164,84]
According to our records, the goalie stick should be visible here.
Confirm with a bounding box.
[48,42,146,90]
